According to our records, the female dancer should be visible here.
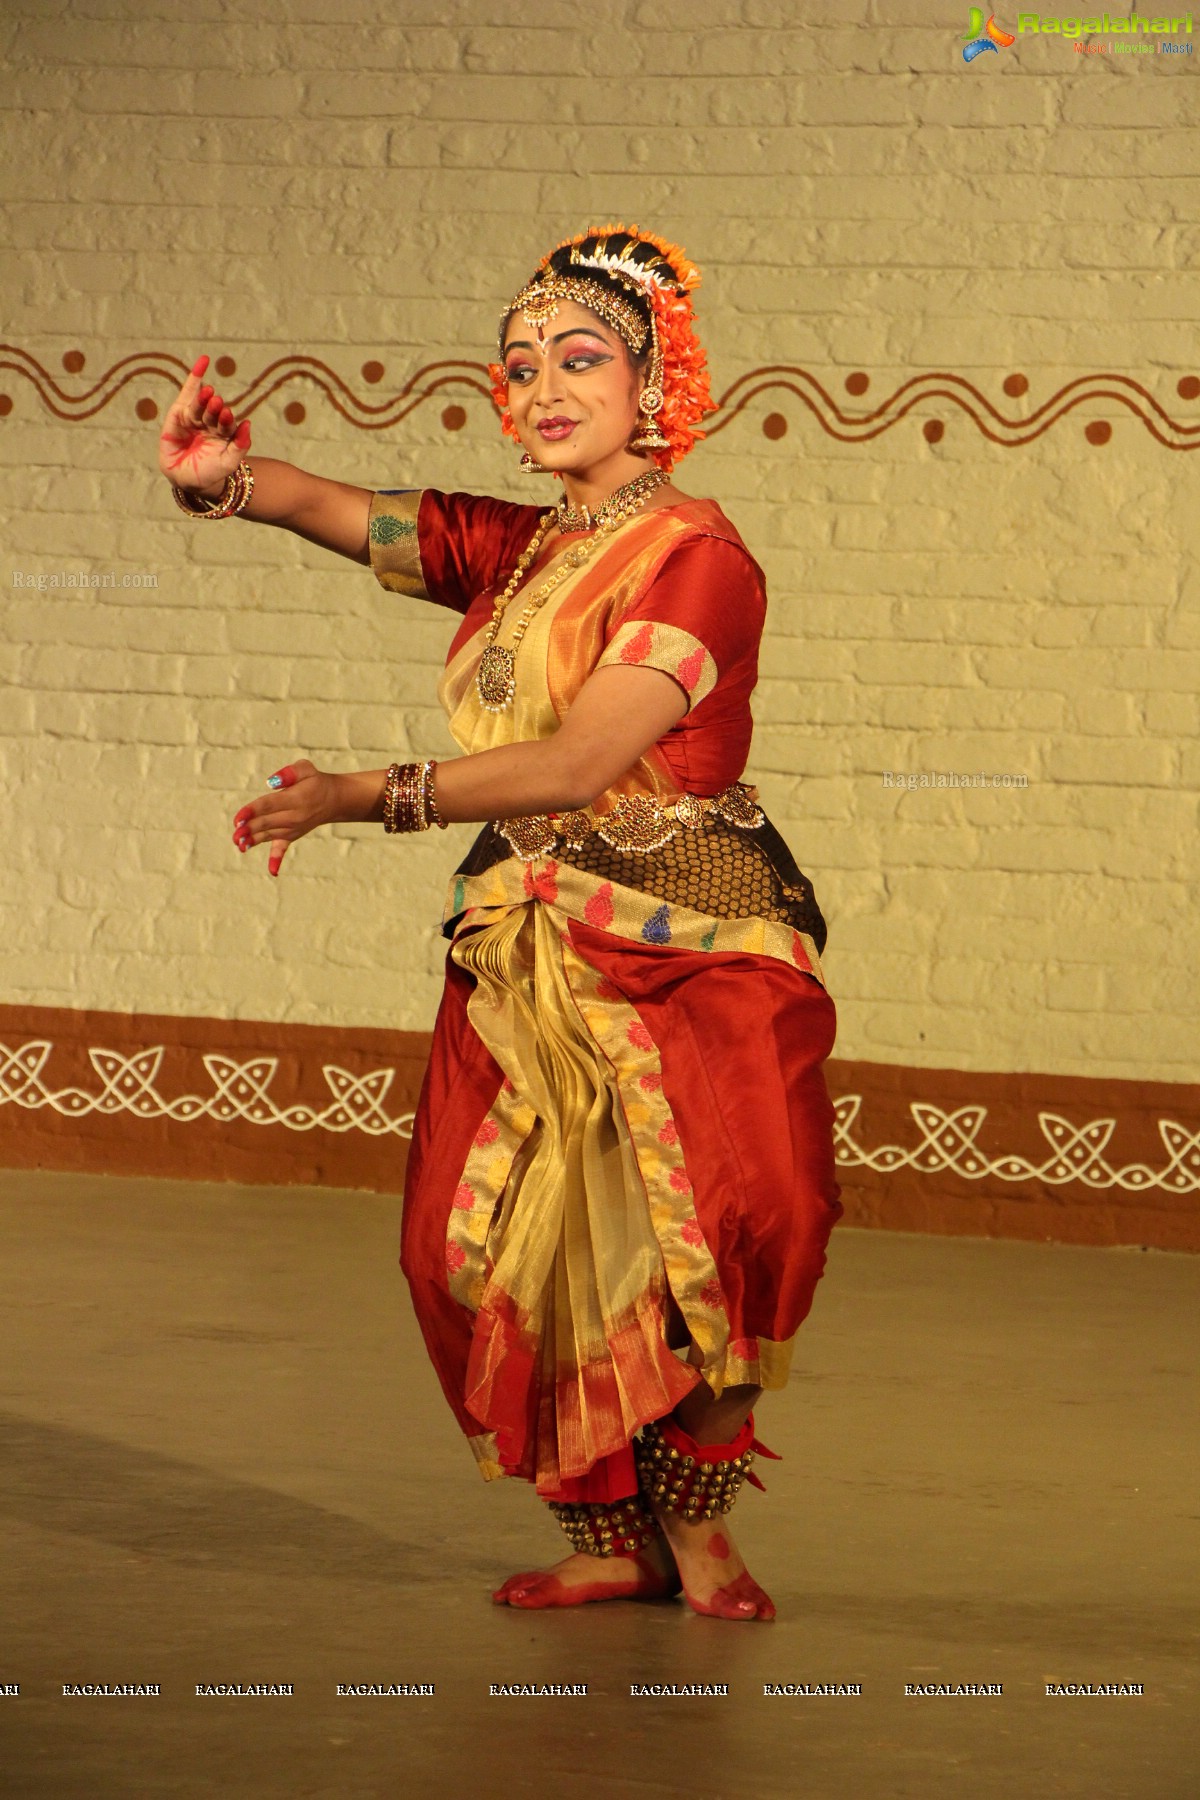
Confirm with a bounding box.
[160,225,843,1622]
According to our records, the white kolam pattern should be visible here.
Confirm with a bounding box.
[2,1040,1197,1194]
[0,1042,413,1138]
[832,1095,1200,1195]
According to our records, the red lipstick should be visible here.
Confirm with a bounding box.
[536,418,578,439]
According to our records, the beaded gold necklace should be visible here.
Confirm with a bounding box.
[475,469,669,714]
[555,466,668,534]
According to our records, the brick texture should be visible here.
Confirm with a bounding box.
[2,2,1198,1081]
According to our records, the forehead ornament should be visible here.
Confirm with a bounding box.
[501,272,648,358]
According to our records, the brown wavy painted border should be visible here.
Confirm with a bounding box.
[2,347,1199,449]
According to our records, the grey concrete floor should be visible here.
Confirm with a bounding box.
[0,1167,1195,1800]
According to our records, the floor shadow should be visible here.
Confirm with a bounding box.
[0,1409,443,1584]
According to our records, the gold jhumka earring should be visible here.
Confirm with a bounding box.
[629,312,670,455]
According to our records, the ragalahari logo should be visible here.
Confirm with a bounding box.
[963,9,1017,58]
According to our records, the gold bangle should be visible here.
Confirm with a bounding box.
[401,763,424,832]
[421,759,448,829]
[170,461,254,521]
[382,763,401,832]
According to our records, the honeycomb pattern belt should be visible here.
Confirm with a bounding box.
[492,782,766,862]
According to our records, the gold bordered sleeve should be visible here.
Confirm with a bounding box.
[591,535,764,717]
[367,488,428,599]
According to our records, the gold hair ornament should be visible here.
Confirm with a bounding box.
[498,271,648,360]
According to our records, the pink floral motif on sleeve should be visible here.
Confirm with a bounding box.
[619,622,654,664]
[595,618,719,711]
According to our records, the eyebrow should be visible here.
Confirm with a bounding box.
[503,328,613,353]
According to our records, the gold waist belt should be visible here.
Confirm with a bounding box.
[493,782,766,862]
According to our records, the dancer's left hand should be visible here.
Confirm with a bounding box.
[232,758,339,877]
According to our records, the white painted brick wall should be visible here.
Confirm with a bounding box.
[1,0,1197,1079]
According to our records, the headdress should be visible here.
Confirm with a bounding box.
[489,223,716,471]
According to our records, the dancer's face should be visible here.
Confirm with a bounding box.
[501,299,646,476]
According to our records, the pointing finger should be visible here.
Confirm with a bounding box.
[178,355,210,408]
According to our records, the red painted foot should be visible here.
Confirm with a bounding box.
[492,1551,681,1609]
[683,1570,776,1621]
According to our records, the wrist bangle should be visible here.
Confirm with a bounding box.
[382,761,425,833]
[382,760,449,833]
[421,759,448,829]
[171,461,255,520]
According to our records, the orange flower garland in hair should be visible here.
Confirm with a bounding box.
[488,222,717,473]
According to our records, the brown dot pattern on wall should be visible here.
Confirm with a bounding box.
[3,349,1199,449]
[923,419,944,444]
[1085,420,1112,445]
[0,395,12,416]
[135,398,157,421]
[441,404,466,432]
[762,412,787,440]
[215,356,236,378]
[1003,373,1029,397]
[62,350,85,374]
[362,361,385,385]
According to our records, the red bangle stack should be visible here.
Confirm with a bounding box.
[382,760,447,833]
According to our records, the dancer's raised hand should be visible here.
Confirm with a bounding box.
[159,353,251,495]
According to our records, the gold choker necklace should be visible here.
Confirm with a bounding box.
[554,467,669,534]
[475,471,668,713]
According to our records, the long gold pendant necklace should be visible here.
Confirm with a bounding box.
[474,467,668,713]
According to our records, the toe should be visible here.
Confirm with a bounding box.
[688,1571,777,1621]
[491,1571,544,1603]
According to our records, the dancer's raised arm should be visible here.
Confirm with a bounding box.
[158,354,372,563]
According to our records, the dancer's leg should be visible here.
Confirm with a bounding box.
[645,1340,776,1621]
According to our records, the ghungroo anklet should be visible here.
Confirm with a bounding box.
[547,1494,661,1558]
[633,1412,781,1520]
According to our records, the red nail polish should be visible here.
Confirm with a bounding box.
[191,355,209,375]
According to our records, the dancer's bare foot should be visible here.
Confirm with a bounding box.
[492,1534,682,1609]
[651,1505,775,1621]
